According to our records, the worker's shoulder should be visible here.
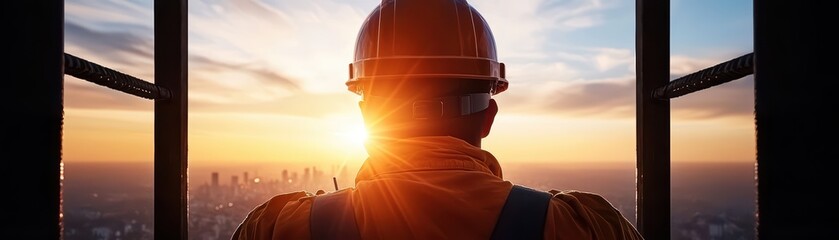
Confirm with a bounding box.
[545,189,643,239]
[241,191,312,221]
[266,190,315,205]
[547,189,620,211]
[259,188,355,210]
[232,191,316,239]
[507,185,615,208]
[549,189,611,200]
[247,191,313,213]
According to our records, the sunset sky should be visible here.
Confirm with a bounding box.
[62,0,755,173]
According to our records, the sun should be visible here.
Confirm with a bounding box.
[337,124,369,146]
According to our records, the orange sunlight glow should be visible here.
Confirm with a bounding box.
[336,123,369,146]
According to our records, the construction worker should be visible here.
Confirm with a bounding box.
[232,0,643,239]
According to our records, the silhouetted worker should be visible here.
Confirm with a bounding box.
[232,0,643,239]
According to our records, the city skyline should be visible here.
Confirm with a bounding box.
[62,161,757,240]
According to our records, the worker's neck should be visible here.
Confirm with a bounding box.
[367,133,481,148]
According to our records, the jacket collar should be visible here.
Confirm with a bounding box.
[355,136,503,183]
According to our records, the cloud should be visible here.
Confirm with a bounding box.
[593,48,634,71]
[497,54,755,121]
[64,0,153,32]
[470,0,614,61]
[189,91,360,118]
[523,76,636,118]
[189,54,301,99]
[189,0,371,93]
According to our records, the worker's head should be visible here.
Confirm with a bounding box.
[347,0,506,147]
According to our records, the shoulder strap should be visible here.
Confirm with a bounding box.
[310,189,362,240]
[490,185,553,240]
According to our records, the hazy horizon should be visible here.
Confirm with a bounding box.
[62,160,755,193]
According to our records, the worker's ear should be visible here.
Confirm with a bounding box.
[480,99,498,138]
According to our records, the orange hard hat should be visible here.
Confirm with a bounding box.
[346,0,508,97]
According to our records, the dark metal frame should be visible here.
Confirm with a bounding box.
[153,0,189,239]
[4,1,65,239]
[635,1,670,238]
[752,1,838,238]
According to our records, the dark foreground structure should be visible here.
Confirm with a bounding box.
[3,0,837,239]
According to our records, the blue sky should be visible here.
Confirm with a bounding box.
[62,0,757,165]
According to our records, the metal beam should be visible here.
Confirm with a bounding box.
[154,0,189,239]
[754,0,839,238]
[2,1,64,239]
[653,53,753,100]
[636,0,670,239]
[64,53,171,100]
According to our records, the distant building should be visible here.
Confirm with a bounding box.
[91,226,113,240]
[304,168,311,184]
[675,212,750,240]
[211,172,219,187]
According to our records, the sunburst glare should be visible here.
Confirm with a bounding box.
[336,123,369,146]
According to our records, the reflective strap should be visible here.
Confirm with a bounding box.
[490,185,553,240]
[310,189,361,240]
[364,93,491,120]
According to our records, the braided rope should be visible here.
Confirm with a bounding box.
[654,52,754,100]
[64,53,171,100]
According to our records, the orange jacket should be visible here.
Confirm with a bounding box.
[232,136,644,239]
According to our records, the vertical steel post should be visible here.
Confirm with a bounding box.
[636,0,670,238]
[754,0,839,238]
[2,1,64,239]
[154,0,189,239]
